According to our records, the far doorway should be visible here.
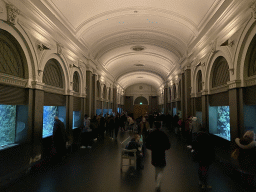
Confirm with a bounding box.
[134,104,149,120]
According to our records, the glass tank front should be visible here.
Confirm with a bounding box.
[0,105,16,147]
[209,106,230,141]
[0,104,28,148]
[73,111,81,129]
[43,106,66,138]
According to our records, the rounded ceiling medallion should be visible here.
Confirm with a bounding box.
[134,64,145,67]
[131,45,145,52]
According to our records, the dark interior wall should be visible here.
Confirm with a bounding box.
[244,85,256,105]
[149,96,158,113]
[209,91,229,106]
[124,96,133,114]
[195,97,202,111]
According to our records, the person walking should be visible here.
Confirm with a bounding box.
[192,128,215,189]
[146,121,171,192]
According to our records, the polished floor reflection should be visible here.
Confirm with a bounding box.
[2,128,250,192]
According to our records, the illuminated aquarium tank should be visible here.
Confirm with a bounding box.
[209,106,230,141]
[0,104,28,147]
[43,106,66,138]
[243,105,256,133]
[96,109,102,116]
[73,111,81,129]
[0,105,16,147]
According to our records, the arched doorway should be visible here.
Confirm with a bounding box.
[134,96,149,119]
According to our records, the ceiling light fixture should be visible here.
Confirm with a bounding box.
[131,45,145,52]
[134,64,145,67]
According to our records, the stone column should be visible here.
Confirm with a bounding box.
[31,89,44,160]
[92,74,97,117]
[67,95,73,138]
[184,68,191,119]
[164,87,168,114]
[113,87,117,114]
[229,88,241,141]
[86,70,92,117]
[201,91,208,130]
[181,73,185,120]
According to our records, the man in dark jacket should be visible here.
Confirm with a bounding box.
[52,116,67,161]
[146,121,170,192]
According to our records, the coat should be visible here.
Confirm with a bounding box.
[146,129,170,167]
[235,138,256,174]
[192,131,215,165]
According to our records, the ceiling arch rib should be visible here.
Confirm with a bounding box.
[76,7,199,37]
[104,52,176,69]
[91,32,185,61]
[117,71,163,90]
[79,15,195,48]
[105,53,174,79]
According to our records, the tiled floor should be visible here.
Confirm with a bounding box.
[2,128,251,192]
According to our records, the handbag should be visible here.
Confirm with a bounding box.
[231,148,240,160]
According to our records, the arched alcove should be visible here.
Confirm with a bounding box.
[211,56,230,89]
[43,58,64,88]
[134,96,148,105]
[0,29,28,79]
[73,71,80,93]
[197,70,202,93]
[173,84,176,99]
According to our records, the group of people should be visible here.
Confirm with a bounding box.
[52,112,256,191]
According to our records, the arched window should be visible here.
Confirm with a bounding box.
[43,59,64,88]
[134,96,148,105]
[0,29,28,79]
[212,56,230,88]
[73,71,80,93]
[197,70,202,92]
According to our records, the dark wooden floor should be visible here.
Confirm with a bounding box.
[1,128,251,192]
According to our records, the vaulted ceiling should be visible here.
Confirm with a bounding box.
[37,0,226,90]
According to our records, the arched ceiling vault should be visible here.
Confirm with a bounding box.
[40,0,225,90]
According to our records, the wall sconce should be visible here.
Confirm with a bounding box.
[221,40,234,47]
[38,70,43,76]
[38,44,50,51]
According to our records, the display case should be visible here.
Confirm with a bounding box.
[0,104,28,148]
[209,106,230,141]
[42,106,66,138]
[73,111,82,129]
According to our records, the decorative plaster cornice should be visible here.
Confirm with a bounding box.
[227,80,241,89]
[6,4,20,25]
[250,1,256,19]
[57,43,63,55]
[0,73,27,88]
[0,5,3,13]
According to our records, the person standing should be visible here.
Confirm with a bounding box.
[234,130,256,191]
[81,115,92,148]
[192,128,215,189]
[52,116,67,161]
[146,121,171,192]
